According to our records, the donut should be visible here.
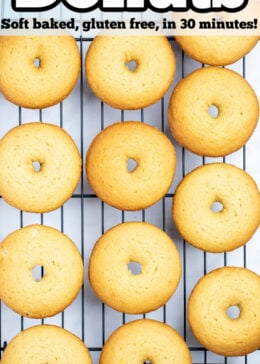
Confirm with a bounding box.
[0,224,84,318]
[100,319,191,363]
[168,66,259,157]
[188,266,260,356]
[86,121,176,211]
[1,324,92,363]
[175,36,259,66]
[85,35,175,109]
[89,222,181,314]
[0,35,80,109]
[0,122,81,213]
[172,163,260,253]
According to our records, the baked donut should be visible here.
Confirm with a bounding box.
[172,163,260,253]
[85,35,175,109]
[188,266,260,356]
[0,122,81,213]
[168,66,259,157]
[1,324,92,363]
[175,36,259,66]
[86,121,176,211]
[100,319,191,363]
[89,222,181,314]
[0,35,80,109]
[0,224,84,318]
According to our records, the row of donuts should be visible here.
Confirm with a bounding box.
[0,318,193,363]
[1,209,260,359]
[2,273,260,363]
[0,120,259,254]
[0,33,258,110]
[0,34,258,159]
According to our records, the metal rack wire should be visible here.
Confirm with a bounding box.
[0,34,259,364]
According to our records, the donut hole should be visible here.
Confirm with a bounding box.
[143,361,151,364]
[33,57,41,68]
[32,265,46,282]
[127,158,138,173]
[211,201,224,213]
[226,305,241,320]
[208,104,219,118]
[128,261,142,275]
[125,60,138,72]
[32,160,42,173]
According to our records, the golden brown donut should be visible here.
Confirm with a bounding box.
[0,35,80,109]
[168,66,259,157]
[86,121,176,211]
[172,163,260,253]
[1,325,92,363]
[188,266,260,356]
[89,222,181,314]
[85,35,176,109]
[100,319,191,363]
[0,224,84,318]
[175,35,259,66]
[0,122,82,213]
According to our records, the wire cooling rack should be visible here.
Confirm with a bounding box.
[0,29,259,364]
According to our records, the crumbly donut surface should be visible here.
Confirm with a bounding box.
[175,35,259,66]
[1,325,92,363]
[168,66,259,157]
[0,122,82,213]
[100,319,191,364]
[86,121,176,211]
[0,224,84,318]
[85,35,176,109]
[0,35,80,109]
[89,222,181,314]
[188,267,260,356]
[172,163,260,253]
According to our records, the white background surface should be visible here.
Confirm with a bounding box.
[0,4,259,364]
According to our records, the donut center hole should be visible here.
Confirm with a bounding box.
[211,201,224,213]
[208,104,219,118]
[227,305,240,320]
[143,361,151,364]
[32,265,46,282]
[32,161,41,172]
[127,158,138,173]
[128,261,142,275]
[125,60,138,72]
[33,57,41,68]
